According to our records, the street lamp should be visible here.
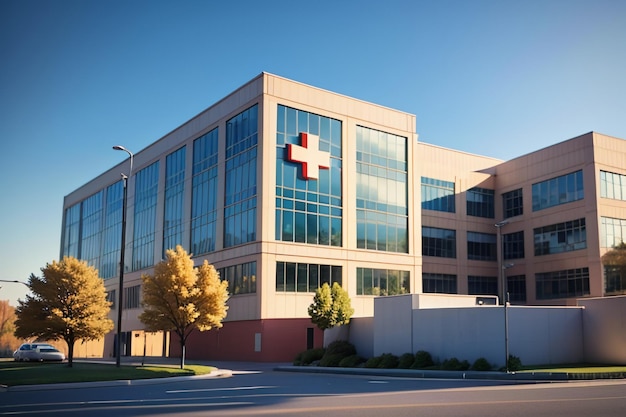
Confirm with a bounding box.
[494,220,509,372]
[113,145,133,367]
[0,279,29,287]
[503,263,514,373]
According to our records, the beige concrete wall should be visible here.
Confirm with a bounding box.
[578,296,626,364]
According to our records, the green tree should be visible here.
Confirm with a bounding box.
[139,245,229,369]
[14,257,114,367]
[308,282,354,330]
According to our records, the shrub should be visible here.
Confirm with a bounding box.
[411,350,434,369]
[442,357,470,371]
[318,340,357,367]
[377,353,400,368]
[507,355,522,372]
[319,353,344,367]
[338,354,365,368]
[471,357,492,371]
[365,356,382,368]
[398,353,415,369]
[293,347,325,366]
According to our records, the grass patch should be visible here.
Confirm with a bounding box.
[0,359,215,387]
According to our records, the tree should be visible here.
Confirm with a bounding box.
[308,282,354,330]
[0,300,20,356]
[601,242,626,293]
[139,245,229,369]
[14,257,114,367]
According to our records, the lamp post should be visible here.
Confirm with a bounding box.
[113,145,133,367]
[0,279,29,287]
[494,220,509,372]
[503,263,514,373]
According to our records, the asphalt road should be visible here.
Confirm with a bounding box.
[1,364,625,416]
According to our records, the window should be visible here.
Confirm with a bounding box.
[507,275,527,302]
[356,268,409,296]
[532,170,583,211]
[468,276,498,296]
[219,261,257,295]
[422,226,456,258]
[80,191,104,271]
[123,285,141,309]
[421,177,455,213]
[191,128,219,254]
[225,105,258,247]
[106,290,116,309]
[534,218,586,256]
[467,231,497,261]
[600,217,626,248]
[276,262,342,292]
[502,188,523,219]
[101,181,123,279]
[604,266,626,295]
[276,105,342,247]
[536,268,590,300]
[423,273,457,294]
[356,126,408,253]
[503,231,525,260]
[600,170,626,201]
[467,187,494,218]
[62,203,81,259]
[163,146,186,257]
[132,161,159,271]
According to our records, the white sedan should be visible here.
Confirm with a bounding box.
[13,343,65,362]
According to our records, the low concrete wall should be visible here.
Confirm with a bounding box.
[578,296,626,364]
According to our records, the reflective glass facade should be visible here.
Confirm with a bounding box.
[356,267,409,296]
[132,161,159,271]
[422,226,456,258]
[275,262,342,292]
[275,105,342,246]
[423,273,457,294]
[466,187,494,218]
[467,231,497,261]
[534,218,586,256]
[219,261,256,295]
[101,181,123,279]
[536,267,590,300]
[191,128,219,255]
[62,203,81,259]
[600,170,626,200]
[80,191,103,270]
[356,126,408,253]
[163,146,186,257]
[532,170,583,211]
[503,231,525,260]
[225,105,258,247]
[468,275,497,295]
[421,177,455,212]
[600,216,626,248]
[502,188,523,219]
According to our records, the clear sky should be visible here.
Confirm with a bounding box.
[1,0,625,306]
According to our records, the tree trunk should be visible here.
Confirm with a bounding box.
[66,338,75,367]
[180,339,185,369]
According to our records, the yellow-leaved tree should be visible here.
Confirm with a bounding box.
[139,245,229,369]
[14,257,114,367]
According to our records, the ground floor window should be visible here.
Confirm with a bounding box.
[423,273,457,294]
[468,275,497,296]
[536,267,589,299]
[604,265,626,295]
[356,268,409,296]
[275,262,342,292]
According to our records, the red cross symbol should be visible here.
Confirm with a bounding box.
[287,132,331,180]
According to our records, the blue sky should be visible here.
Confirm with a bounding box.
[1,0,625,306]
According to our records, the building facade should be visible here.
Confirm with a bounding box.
[61,73,626,361]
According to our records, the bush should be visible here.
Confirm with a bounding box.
[441,357,470,371]
[364,356,382,368]
[318,340,357,367]
[411,350,434,369]
[507,355,522,372]
[293,347,325,366]
[338,354,365,368]
[377,353,399,368]
[471,357,492,371]
[398,353,415,369]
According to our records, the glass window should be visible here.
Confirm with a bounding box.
[467,187,494,218]
[132,161,160,271]
[468,275,498,296]
[532,170,583,211]
[600,217,626,248]
[536,268,590,300]
[276,261,342,292]
[123,284,141,309]
[100,181,123,279]
[276,105,342,247]
[163,146,186,257]
[421,177,455,213]
[507,275,527,303]
[604,265,626,295]
[356,267,409,296]
[467,231,497,261]
[502,188,523,219]
[80,190,104,270]
[61,203,81,259]
[356,126,408,253]
[423,273,457,294]
[218,261,256,295]
[600,170,626,201]
[422,226,456,258]
[191,128,219,254]
[503,231,525,260]
[225,105,258,247]
[534,218,586,256]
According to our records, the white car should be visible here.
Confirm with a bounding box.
[13,343,65,362]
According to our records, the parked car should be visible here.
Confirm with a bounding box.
[13,343,65,362]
